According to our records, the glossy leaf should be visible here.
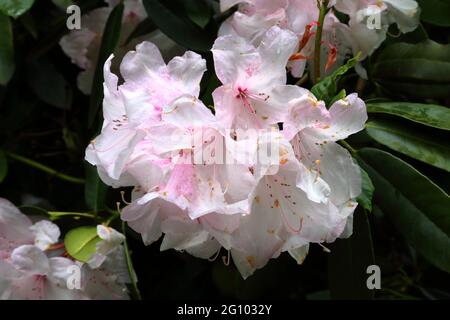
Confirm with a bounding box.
[88,2,124,127]
[64,226,100,263]
[366,119,450,172]
[356,166,374,212]
[359,148,450,273]
[85,163,107,213]
[184,0,211,28]
[0,0,35,18]
[372,40,450,99]
[367,102,450,131]
[328,207,375,299]
[0,13,14,86]
[143,0,214,52]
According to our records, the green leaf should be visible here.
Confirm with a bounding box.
[143,0,214,52]
[125,18,156,45]
[328,207,375,299]
[27,58,72,109]
[183,0,211,28]
[85,163,108,213]
[372,40,450,99]
[64,226,101,263]
[367,102,450,131]
[88,2,124,127]
[359,148,450,273]
[18,205,48,217]
[366,119,450,172]
[311,54,359,105]
[417,0,450,27]
[0,0,35,18]
[0,148,8,183]
[356,166,374,212]
[0,13,14,86]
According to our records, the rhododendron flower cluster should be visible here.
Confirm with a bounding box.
[220,0,420,78]
[0,199,130,299]
[86,25,368,278]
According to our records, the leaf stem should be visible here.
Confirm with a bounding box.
[122,221,142,300]
[48,211,96,220]
[314,0,329,84]
[6,151,85,185]
[339,140,358,156]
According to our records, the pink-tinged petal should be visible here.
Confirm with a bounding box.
[304,93,367,143]
[30,220,61,251]
[162,96,215,128]
[212,35,260,85]
[200,213,241,250]
[120,41,166,83]
[348,22,388,59]
[282,89,329,140]
[59,30,96,70]
[229,179,285,279]
[102,55,127,122]
[121,197,165,245]
[85,124,146,180]
[11,245,50,276]
[227,9,287,43]
[80,265,129,300]
[167,51,207,98]
[250,26,297,89]
[0,199,33,252]
[160,216,219,258]
[88,226,125,269]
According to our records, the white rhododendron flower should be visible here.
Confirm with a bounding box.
[0,199,130,299]
[59,0,182,94]
[219,0,420,78]
[86,24,368,278]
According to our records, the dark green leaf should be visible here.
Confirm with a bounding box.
[0,148,8,183]
[417,0,450,27]
[311,54,359,105]
[18,205,48,217]
[184,0,211,28]
[328,207,375,299]
[85,163,107,212]
[27,58,72,109]
[366,119,450,172]
[359,148,450,273]
[0,0,35,18]
[143,0,214,52]
[356,166,374,212]
[125,18,156,45]
[88,2,124,127]
[64,226,101,262]
[0,13,14,86]
[372,40,450,99]
[367,102,450,131]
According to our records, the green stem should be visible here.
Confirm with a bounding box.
[6,152,85,185]
[339,140,358,157]
[122,221,142,300]
[314,0,329,84]
[48,211,96,220]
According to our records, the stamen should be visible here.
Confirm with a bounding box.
[120,191,131,205]
[222,250,231,266]
[318,243,331,253]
